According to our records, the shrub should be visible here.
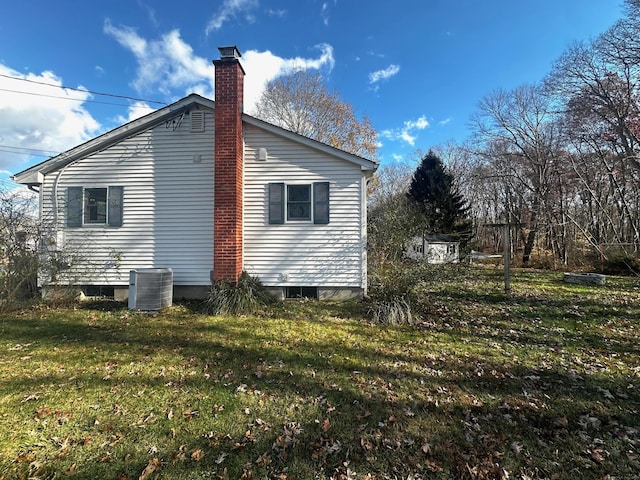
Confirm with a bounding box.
[598,254,640,276]
[366,259,479,325]
[204,271,275,316]
[366,260,424,325]
[367,295,414,325]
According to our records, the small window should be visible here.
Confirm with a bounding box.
[82,286,115,298]
[84,188,107,224]
[67,186,123,227]
[286,286,318,299]
[287,185,311,221]
[268,182,330,225]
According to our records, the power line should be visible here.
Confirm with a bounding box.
[0,87,158,107]
[0,73,168,106]
[0,148,54,158]
[0,145,59,155]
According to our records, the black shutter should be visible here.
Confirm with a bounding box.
[268,183,285,224]
[67,187,83,227]
[313,182,330,224]
[108,186,124,227]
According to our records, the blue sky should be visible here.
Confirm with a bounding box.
[0,0,625,187]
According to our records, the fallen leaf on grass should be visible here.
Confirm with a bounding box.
[139,458,161,480]
[183,409,199,420]
[586,447,606,464]
[21,393,40,403]
[191,449,205,461]
[322,418,331,432]
[255,453,272,466]
[15,452,36,462]
[64,463,78,476]
[425,459,443,472]
[215,452,228,464]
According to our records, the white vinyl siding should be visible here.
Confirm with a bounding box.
[41,110,215,286]
[243,123,366,289]
[36,108,369,291]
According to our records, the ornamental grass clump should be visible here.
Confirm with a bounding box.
[366,261,424,325]
[204,271,275,316]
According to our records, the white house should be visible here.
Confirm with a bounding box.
[12,46,377,301]
[406,234,460,264]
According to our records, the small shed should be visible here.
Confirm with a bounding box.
[407,234,460,264]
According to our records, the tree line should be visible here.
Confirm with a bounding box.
[463,0,640,270]
[371,0,640,272]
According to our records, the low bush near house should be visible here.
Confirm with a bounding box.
[366,260,475,324]
[203,271,275,315]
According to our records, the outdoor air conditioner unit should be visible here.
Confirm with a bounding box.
[128,268,173,311]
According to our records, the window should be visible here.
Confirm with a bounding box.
[268,182,329,225]
[287,185,311,221]
[67,186,123,227]
[84,188,107,224]
[286,286,318,299]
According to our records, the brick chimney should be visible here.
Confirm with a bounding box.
[212,46,245,283]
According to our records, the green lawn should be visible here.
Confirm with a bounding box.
[1,268,639,479]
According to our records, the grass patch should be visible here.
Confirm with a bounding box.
[1,268,639,479]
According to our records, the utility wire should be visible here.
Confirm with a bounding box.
[0,73,168,105]
[0,87,159,107]
[0,145,59,155]
[0,148,54,158]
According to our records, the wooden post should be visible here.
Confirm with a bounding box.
[504,224,511,294]
[482,222,516,295]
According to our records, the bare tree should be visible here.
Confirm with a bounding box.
[471,84,562,264]
[546,1,640,255]
[461,0,640,269]
[0,188,40,305]
[253,71,378,160]
[368,162,420,264]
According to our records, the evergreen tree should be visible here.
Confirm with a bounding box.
[407,150,472,239]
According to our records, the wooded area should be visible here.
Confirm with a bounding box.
[372,0,640,273]
[465,0,640,270]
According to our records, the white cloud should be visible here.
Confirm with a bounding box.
[321,3,330,25]
[380,115,429,147]
[104,22,336,113]
[205,0,258,34]
[114,101,156,124]
[369,64,400,84]
[281,43,335,73]
[439,117,452,126]
[406,116,429,130]
[0,64,101,173]
[401,130,416,145]
[104,20,213,97]
[243,44,335,112]
[266,8,286,17]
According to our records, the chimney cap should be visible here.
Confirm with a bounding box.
[218,45,241,60]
